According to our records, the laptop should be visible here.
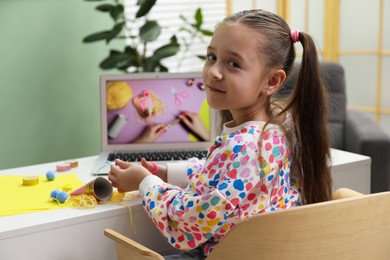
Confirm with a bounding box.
[91,72,217,175]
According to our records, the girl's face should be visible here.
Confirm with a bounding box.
[202,23,274,124]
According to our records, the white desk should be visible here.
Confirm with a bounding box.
[330,149,371,195]
[0,149,371,260]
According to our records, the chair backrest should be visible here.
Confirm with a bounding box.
[105,190,390,260]
[277,62,347,149]
[208,192,390,260]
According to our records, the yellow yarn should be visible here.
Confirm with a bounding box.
[67,194,97,208]
[103,190,139,234]
[110,190,126,202]
[66,190,140,234]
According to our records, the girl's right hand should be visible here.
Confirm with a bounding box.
[140,158,167,182]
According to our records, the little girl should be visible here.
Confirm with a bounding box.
[109,9,332,259]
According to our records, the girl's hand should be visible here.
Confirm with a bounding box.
[108,159,151,192]
[140,158,167,182]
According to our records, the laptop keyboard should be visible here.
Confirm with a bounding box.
[107,150,208,162]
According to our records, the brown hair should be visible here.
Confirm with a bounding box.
[217,9,332,204]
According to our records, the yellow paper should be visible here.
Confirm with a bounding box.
[0,173,84,216]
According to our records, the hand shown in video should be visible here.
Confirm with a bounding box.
[179,111,210,141]
[131,111,210,143]
[132,124,167,143]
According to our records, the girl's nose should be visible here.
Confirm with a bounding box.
[207,64,223,80]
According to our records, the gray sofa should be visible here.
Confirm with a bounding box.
[279,62,390,193]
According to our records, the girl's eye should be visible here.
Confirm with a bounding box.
[228,60,239,68]
[206,54,216,61]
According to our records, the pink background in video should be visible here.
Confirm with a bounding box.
[107,77,208,144]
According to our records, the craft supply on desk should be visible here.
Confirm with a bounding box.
[3,170,139,233]
[50,189,60,200]
[0,173,84,216]
[66,187,139,233]
[67,194,97,208]
[65,160,79,168]
[70,177,113,202]
[54,160,79,172]
[56,162,72,172]
[56,191,69,203]
[50,190,69,203]
[22,176,39,186]
[46,170,56,181]
[62,183,73,192]
[101,190,140,234]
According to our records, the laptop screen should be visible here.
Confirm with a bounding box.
[100,72,216,152]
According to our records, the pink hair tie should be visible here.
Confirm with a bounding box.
[290,30,300,43]
[148,161,159,174]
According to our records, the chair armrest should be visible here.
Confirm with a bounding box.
[104,229,164,260]
[345,109,390,192]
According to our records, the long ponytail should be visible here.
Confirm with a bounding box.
[288,32,333,204]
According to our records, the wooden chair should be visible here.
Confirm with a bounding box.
[104,188,390,260]
[104,229,165,260]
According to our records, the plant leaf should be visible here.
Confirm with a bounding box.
[179,15,188,23]
[178,27,191,33]
[158,63,168,72]
[136,0,156,18]
[83,22,124,43]
[200,29,213,36]
[197,54,207,60]
[142,59,169,72]
[170,35,178,45]
[84,0,107,2]
[140,21,161,42]
[95,4,114,12]
[100,50,137,70]
[83,30,114,43]
[153,41,180,60]
[142,57,159,72]
[194,8,203,29]
[105,22,125,43]
[110,4,124,21]
[124,46,138,56]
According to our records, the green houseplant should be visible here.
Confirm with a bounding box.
[83,0,213,72]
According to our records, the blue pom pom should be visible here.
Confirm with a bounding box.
[50,189,60,200]
[46,171,56,181]
[56,191,69,203]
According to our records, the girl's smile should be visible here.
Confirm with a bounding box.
[205,83,226,94]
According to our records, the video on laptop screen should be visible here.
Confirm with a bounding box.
[103,74,211,145]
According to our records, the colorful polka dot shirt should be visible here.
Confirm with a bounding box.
[139,114,302,255]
